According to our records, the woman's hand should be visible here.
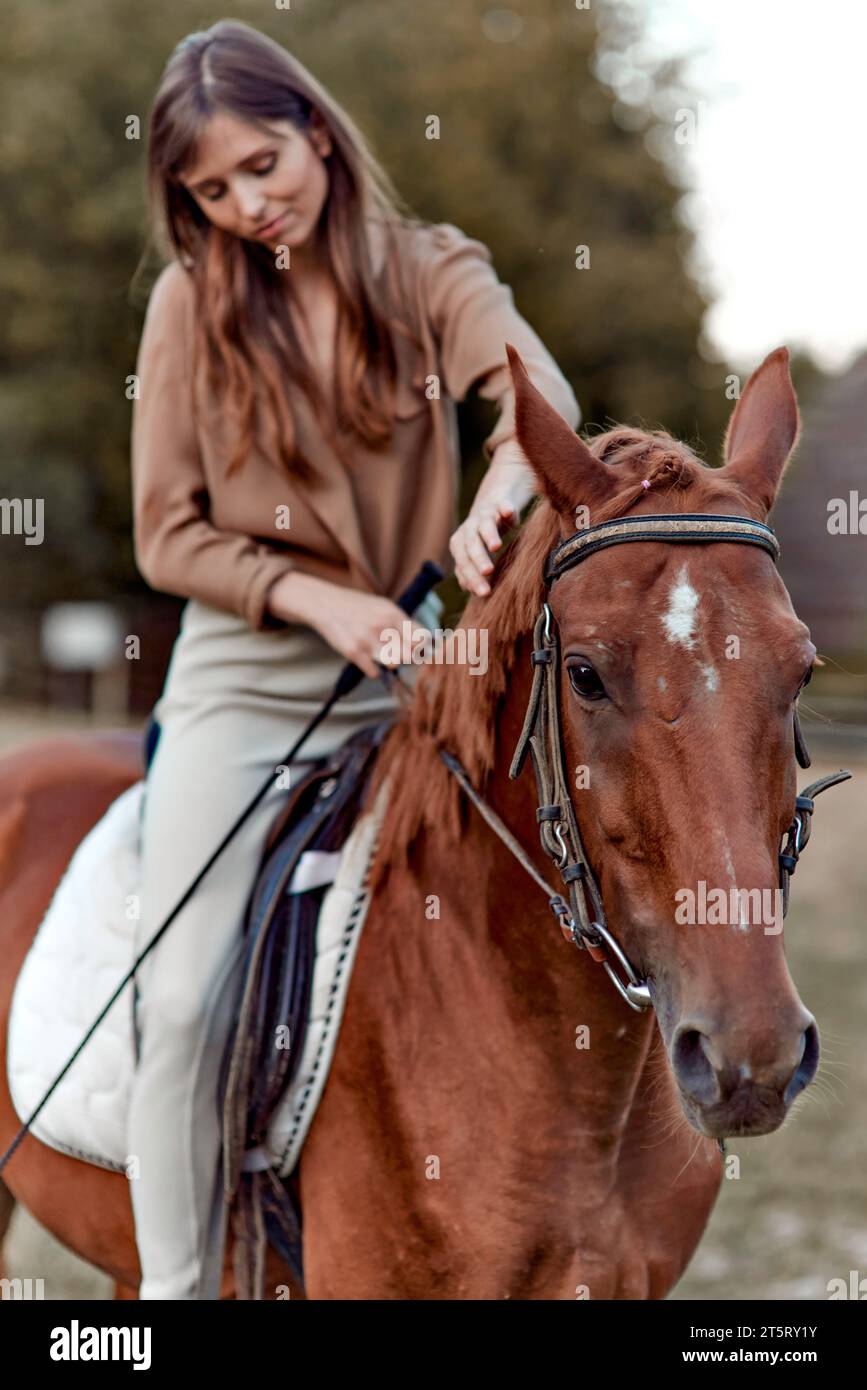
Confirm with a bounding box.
[449,441,536,597]
[267,571,415,680]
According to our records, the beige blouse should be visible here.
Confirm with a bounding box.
[130,220,581,631]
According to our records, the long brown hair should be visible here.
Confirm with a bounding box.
[135,19,424,480]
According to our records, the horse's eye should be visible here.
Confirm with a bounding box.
[795,666,813,699]
[567,661,607,700]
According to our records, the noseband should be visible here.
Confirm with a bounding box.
[440,512,852,1013]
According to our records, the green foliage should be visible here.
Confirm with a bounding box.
[1,0,741,607]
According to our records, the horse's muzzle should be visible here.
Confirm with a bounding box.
[669,1015,820,1138]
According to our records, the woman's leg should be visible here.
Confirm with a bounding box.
[127,641,401,1299]
[128,697,298,1299]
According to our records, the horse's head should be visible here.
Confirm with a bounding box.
[508,344,818,1139]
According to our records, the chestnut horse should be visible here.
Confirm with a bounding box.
[0,345,828,1298]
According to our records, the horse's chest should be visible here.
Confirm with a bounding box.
[613,1138,723,1297]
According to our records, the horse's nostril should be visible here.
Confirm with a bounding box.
[671,1026,720,1107]
[672,1016,820,1120]
[784,1021,820,1104]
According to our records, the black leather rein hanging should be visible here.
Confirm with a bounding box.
[439,513,852,1013]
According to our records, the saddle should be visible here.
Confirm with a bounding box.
[143,711,394,1298]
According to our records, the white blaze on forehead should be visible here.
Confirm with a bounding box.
[661,564,699,650]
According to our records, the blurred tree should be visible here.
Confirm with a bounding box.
[771,351,867,667]
[0,0,780,616]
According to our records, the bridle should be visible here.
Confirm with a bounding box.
[440,512,852,1013]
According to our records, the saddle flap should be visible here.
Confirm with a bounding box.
[221,717,394,1210]
[262,761,330,857]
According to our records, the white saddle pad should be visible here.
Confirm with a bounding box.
[6,775,388,1179]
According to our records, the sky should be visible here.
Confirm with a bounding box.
[633,0,867,373]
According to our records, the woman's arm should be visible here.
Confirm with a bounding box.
[131,263,297,631]
[452,438,537,597]
[419,222,581,595]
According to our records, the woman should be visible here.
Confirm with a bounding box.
[129,18,580,1300]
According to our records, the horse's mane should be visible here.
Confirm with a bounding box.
[365,426,755,892]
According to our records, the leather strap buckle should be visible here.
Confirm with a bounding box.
[549,894,576,944]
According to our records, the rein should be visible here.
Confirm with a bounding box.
[439,512,852,1013]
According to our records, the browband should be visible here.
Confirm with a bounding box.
[545,514,780,586]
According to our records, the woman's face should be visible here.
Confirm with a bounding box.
[178,110,332,255]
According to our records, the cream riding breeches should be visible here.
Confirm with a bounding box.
[128,590,441,1299]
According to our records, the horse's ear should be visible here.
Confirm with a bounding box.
[721,347,801,514]
[506,343,618,519]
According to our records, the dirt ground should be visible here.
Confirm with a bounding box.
[2,704,864,1301]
